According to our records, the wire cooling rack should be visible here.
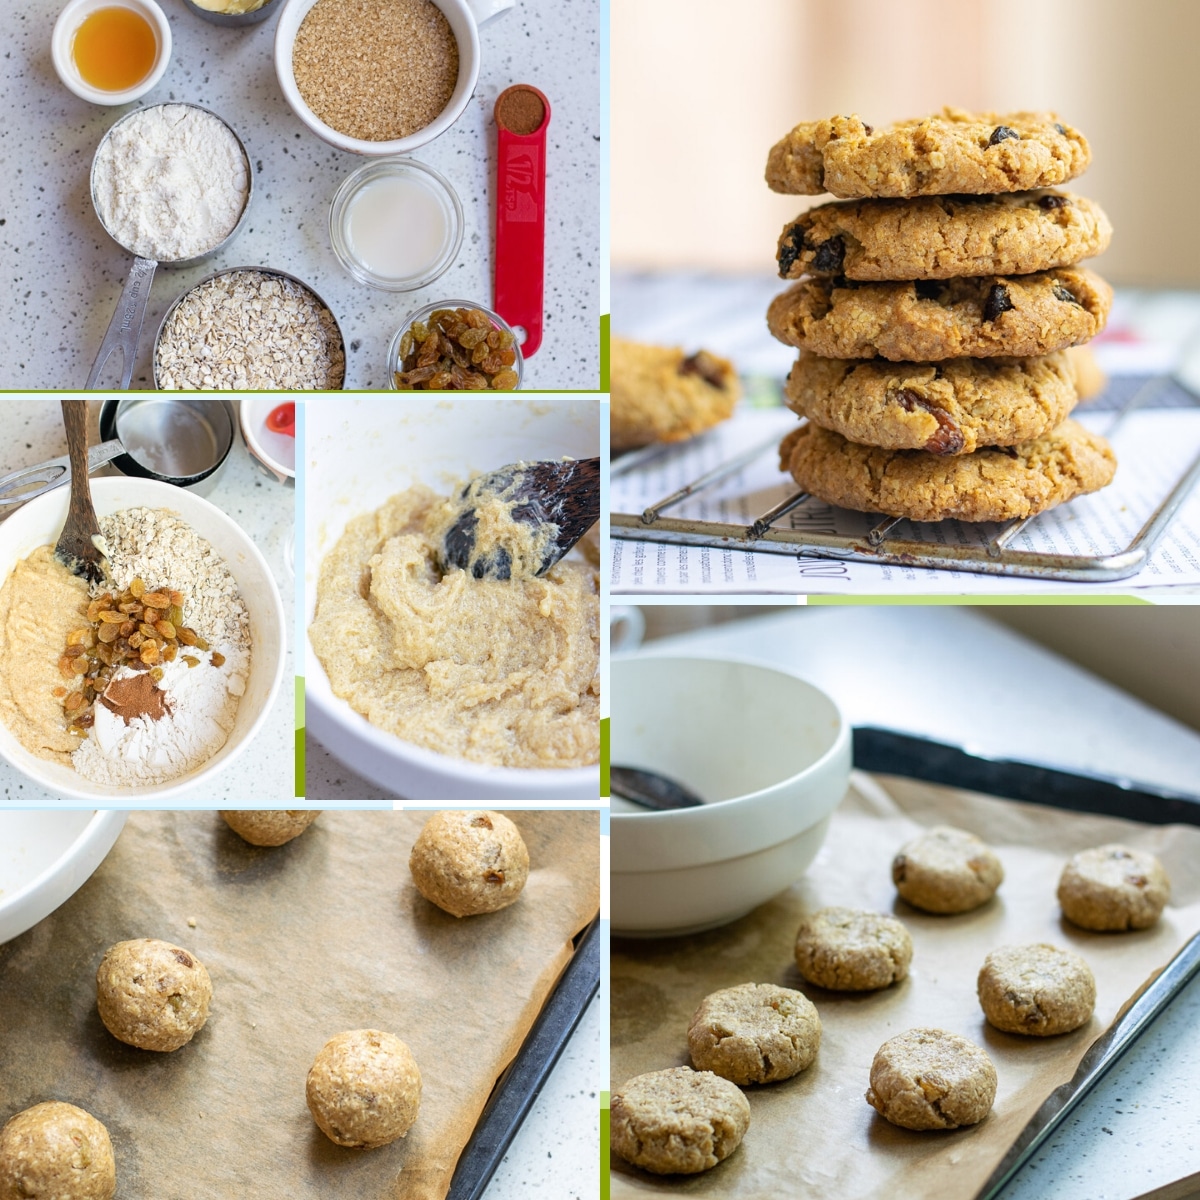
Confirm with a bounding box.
[611,375,1200,583]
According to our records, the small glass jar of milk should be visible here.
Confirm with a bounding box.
[329,158,464,291]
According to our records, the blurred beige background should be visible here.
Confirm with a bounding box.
[612,0,1200,285]
[628,605,1200,734]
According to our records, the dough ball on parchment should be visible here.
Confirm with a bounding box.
[687,982,821,1084]
[1057,844,1170,931]
[409,810,529,917]
[96,938,212,1052]
[866,1029,997,1131]
[610,1066,750,1175]
[892,825,1004,914]
[306,1030,422,1149]
[220,810,321,846]
[794,907,912,991]
[978,943,1096,1036]
[0,1101,116,1200]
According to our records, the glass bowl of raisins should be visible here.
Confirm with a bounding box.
[388,300,523,391]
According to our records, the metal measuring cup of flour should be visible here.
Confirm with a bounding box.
[86,102,255,391]
[151,265,348,390]
[0,399,235,513]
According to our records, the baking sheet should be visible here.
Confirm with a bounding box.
[610,774,1200,1199]
[0,810,599,1200]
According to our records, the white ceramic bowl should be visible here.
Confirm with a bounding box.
[274,0,480,156]
[305,395,599,800]
[0,478,286,801]
[611,656,852,936]
[239,397,296,482]
[0,811,126,944]
[52,0,172,106]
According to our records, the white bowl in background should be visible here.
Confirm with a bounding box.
[611,656,852,937]
[0,811,127,944]
[0,477,286,801]
[274,0,487,156]
[51,0,172,106]
[305,395,599,800]
[239,397,296,482]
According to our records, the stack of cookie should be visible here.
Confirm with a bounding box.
[764,108,1118,524]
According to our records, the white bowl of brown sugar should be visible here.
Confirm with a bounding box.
[275,0,504,156]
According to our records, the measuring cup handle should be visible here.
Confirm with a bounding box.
[86,256,158,391]
[464,0,514,24]
[0,439,125,509]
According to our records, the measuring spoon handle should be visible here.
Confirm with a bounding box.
[86,256,158,390]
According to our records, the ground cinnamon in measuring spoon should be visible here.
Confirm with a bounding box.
[496,87,545,135]
[101,672,170,724]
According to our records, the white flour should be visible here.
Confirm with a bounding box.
[92,104,249,261]
[72,507,253,788]
[73,652,248,787]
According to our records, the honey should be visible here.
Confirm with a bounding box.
[72,7,157,93]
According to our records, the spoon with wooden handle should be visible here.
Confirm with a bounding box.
[439,457,600,580]
[53,400,107,585]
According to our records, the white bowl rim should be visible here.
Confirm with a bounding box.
[239,398,296,480]
[52,0,172,107]
[304,642,599,793]
[610,653,849,823]
[0,811,126,923]
[274,0,482,156]
[0,478,286,801]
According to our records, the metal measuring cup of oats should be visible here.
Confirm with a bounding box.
[86,102,254,390]
[152,266,347,391]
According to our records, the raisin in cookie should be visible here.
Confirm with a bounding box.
[610,1067,750,1175]
[892,826,1004,913]
[0,1102,116,1200]
[794,907,912,991]
[777,191,1113,281]
[766,109,1090,198]
[866,1029,997,1130]
[779,418,1116,523]
[687,982,821,1085]
[784,354,1078,456]
[767,268,1111,361]
[96,938,212,1052]
[1058,844,1170,931]
[611,336,739,452]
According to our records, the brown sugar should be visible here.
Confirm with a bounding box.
[496,86,546,136]
[292,0,459,142]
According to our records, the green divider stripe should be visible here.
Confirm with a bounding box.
[295,677,305,798]
[807,595,1150,606]
[600,717,610,797]
[600,315,610,392]
[601,1102,610,1200]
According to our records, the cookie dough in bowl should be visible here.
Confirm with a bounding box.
[304,396,600,801]
[0,1101,116,1200]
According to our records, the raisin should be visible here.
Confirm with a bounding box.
[484,871,505,884]
[172,950,194,968]
[983,284,1014,322]
[1054,123,1067,135]
[778,227,804,277]
[989,125,1019,145]
[811,235,845,274]
[914,280,944,302]
[895,389,965,455]
[470,815,494,829]
[1037,194,1069,210]
[679,351,726,390]
[862,123,873,135]
[1053,284,1081,306]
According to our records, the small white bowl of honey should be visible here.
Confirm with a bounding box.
[52,0,172,106]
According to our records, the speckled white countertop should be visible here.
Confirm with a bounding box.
[0,0,600,389]
[0,395,294,805]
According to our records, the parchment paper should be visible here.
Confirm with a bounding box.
[0,810,599,1200]
[611,774,1200,1200]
